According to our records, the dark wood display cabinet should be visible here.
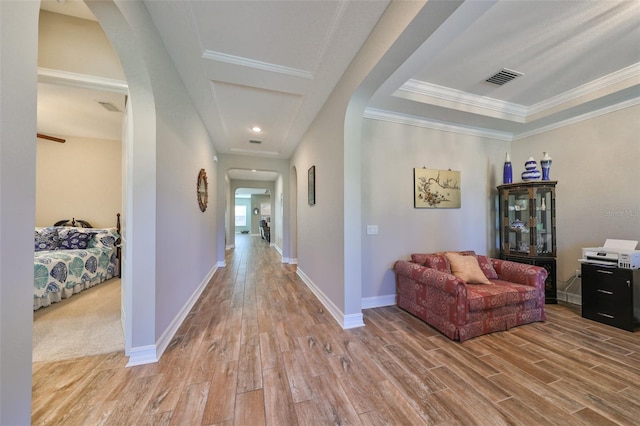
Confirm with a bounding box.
[581,263,639,331]
[497,181,557,303]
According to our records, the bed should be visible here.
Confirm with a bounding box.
[33,215,121,310]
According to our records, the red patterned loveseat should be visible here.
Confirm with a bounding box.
[393,251,547,341]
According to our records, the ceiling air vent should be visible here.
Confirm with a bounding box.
[98,101,121,112]
[485,68,523,86]
[249,139,262,144]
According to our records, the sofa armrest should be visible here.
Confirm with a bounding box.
[393,260,469,338]
[490,258,548,289]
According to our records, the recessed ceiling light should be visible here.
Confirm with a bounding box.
[252,126,262,133]
[252,169,257,172]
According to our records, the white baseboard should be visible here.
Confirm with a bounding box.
[362,294,396,309]
[296,267,364,329]
[126,345,158,367]
[226,244,235,250]
[557,290,582,306]
[127,264,218,367]
[217,260,226,268]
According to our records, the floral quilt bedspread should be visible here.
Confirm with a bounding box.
[33,227,119,310]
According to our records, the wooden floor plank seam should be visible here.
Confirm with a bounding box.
[32,234,640,425]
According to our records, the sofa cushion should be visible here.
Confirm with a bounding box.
[411,250,477,273]
[411,253,451,273]
[466,280,539,312]
[445,252,491,284]
[476,255,499,279]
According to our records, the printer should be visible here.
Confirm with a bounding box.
[580,239,640,269]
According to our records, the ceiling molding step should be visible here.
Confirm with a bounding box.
[363,107,513,141]
[201,50,314,80]
[395,79,528,123]
[229,147,281,157]
[513,97,640,141]
[527,63,640,117]
[38,67,128,94]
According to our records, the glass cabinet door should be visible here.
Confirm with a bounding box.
[534,188,554,256]
[505,188,531,254]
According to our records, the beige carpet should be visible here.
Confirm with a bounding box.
[33,278,125,362]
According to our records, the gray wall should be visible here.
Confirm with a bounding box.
[361,119,508,306]
[1,2,39,422]
[512,105,640,303]
[0,3,220,421]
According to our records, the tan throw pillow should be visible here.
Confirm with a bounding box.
[444,252,492,285]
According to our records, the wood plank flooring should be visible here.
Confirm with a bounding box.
[32,235,640,425]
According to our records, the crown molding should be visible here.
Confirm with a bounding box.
[363,107,513,141]
[38,67,128,94]
[202,50,313,80]
[527,62,640,117]
[513,97,640,140]
[395,79,528,122]
[365,95,639,143]
[395,63,640,125]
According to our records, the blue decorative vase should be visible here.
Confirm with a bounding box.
[521,157,541,181]
[503,152,513,184]
[540,152,552,180]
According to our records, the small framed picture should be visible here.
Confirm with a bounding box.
[414,168,461,208]
[308,166,316,206]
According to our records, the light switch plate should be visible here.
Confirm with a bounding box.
[367,225,378,235]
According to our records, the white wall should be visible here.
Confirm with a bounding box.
[36,136,122,228]
[290,1,459,325]
[361,119,508,305]
[84,0,219,357]
[512,105,640,302]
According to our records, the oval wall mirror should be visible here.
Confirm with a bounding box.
[197,169,208,212]
[253,207,259,215]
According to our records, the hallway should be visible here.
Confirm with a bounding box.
[32,234,640,425]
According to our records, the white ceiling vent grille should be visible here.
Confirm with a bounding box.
[485,68,523,86]
[249,139,262,144]
[97,101,121,112]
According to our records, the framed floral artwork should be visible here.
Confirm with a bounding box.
[414,168,461,208]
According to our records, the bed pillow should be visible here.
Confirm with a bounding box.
[89,228,120,249]
[444,252,492,284]
[34,227,60,251]
[58,227,96,250]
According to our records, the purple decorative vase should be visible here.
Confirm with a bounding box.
[503,153,513,184]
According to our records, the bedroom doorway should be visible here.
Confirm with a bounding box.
[34,2,127,362]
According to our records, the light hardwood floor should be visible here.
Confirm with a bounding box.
[32,235,640,425]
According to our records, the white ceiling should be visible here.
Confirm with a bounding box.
[39,1,640,174]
